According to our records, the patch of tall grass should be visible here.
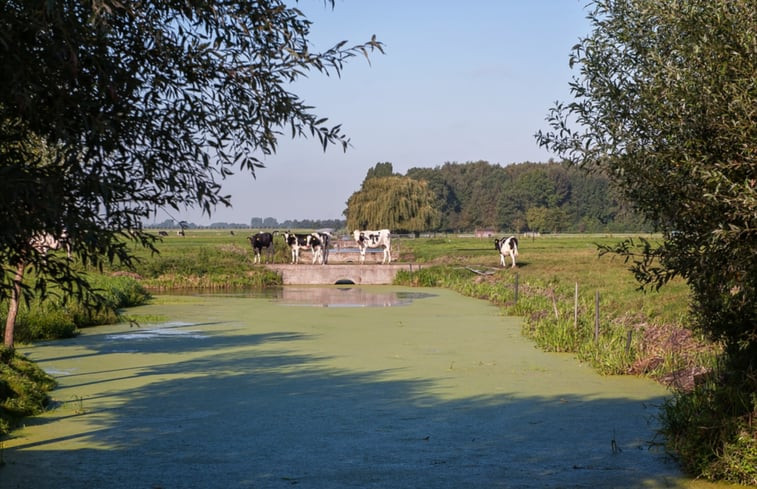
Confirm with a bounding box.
[0,347,56,437]
[660,368,757,485]
[1,274,151,343]
[109,235,284,290]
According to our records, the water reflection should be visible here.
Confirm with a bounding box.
[167,286,436,307]
[277,286,436,308]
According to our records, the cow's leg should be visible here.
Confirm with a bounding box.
[382,247,391,264]
[499,252,505,267]
[510,251,517,268]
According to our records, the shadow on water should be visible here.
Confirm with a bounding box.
[0,289,708,489]
[4,358,682,488]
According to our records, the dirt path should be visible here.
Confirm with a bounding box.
[2,287,705,488]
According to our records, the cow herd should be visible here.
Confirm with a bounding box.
[246,230,520,268]
[247,229,391,265]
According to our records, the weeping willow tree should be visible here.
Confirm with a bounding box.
[345,176,441,233]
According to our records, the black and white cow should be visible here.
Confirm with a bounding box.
[248,232,275,264]
[29,231,72,259]
[494,236,519,268]
[307,232,331,265]
[353,229,392,264]
[283,231,313,264]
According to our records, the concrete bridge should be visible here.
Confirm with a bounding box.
[264,263,420,285]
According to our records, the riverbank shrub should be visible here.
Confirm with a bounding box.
[0,347,56,437]
[1,274,151,343]
[660,366,757,485]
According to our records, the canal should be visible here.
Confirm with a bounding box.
[1,286,713,488]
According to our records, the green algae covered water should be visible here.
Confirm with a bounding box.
[1,286,738,488]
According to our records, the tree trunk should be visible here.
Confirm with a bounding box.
[4,261,25,349]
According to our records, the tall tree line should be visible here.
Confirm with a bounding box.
[348,161,645,233]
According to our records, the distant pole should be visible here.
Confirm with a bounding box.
[594,291,600,343]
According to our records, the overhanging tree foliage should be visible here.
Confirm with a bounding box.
[0,1,382,347]
[537,1,756,480]
[538,0,756,365]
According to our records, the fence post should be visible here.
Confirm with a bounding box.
[574,282,579,329]
[594,291,600,343]
[514,273,519,304]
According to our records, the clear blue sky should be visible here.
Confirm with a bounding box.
[174,1,591,226]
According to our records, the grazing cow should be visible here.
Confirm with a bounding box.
[158,231,168,236]
[307,232,332,265]
[248,232,275,264]
[29,231,72,259]
[283,231,313,264]
[353,229,392,264]
[494,236,519,268]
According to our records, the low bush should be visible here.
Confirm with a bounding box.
[1,274,151,343]
[0,347,56,437]
[660,367,757,486]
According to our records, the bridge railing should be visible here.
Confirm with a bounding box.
[327,246,392,264]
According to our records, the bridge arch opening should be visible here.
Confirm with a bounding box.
[335,278,355,285]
